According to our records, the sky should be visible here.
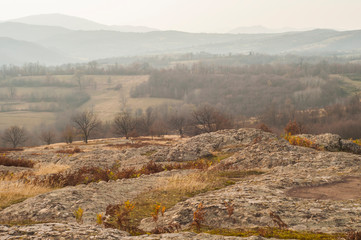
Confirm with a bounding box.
[0,0,360,33]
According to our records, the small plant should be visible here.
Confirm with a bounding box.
[96,213,103,225]
[104,200,142,234]
[74,207,84,224]
[284,133,322,150]
[269,211,288,230]
[151,203,166,223]
[224,201,234,218]
[192,203,205,232]
[350,138,361,146]
[346,229,361,240]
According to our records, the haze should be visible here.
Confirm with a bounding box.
[1,0,361,32]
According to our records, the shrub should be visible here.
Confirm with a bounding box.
[0,155,34,168]
[74,207,84,224]
[192,203,205,232]
[258,123,272,133]
[284,120,305,135]
[56,147,82,154]
[103,201,143,235]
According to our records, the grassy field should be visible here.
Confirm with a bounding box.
[334,74,361,95]
[0,74,182,130]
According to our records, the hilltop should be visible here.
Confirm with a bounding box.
[0,128,360,239]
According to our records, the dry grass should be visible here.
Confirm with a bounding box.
[110,169,263,234]
[0,181,53,210]
[33,163,70,176]
[157,172,217,195]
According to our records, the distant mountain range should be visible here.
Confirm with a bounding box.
[0,14,361,65]
[9,14,159,32]
[228,25,312,34]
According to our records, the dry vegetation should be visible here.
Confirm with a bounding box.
[0,155,34,168]
[103,169,264,235]
[0,181,53,210]
[0,163,69,210]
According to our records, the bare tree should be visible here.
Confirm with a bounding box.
[8,86,17,100]
[2,125,27,148]
[192,104,233,134]
[62,125,75,144]
[113,111,135,139]
[73,71,84,90]
[40,129,56,145]
[72,110,100,143]
[169,112,186,137]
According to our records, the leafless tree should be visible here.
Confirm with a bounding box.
[72,110,101,143]
[113,111,136,139]
[62,125,75,144]
[40,129,56,145]
[192,104,233,134]
[169,112,186,137]
[73,71,84,90]
[8,86,16,100]
[2,125,27,148]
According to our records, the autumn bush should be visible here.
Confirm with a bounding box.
[55,147,82,154]
[0,155,34,168]
[284,120,305,135]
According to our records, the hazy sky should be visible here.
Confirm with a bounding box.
[1,0,360,32]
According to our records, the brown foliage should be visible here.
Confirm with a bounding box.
[192,203,205,231]
[258,123,272,133]
[55,147,82,154]
[269,211,288,230]
[0,148,23,154]
[284,120,305,135]
[0,155,34,168]
[347,230,361,240]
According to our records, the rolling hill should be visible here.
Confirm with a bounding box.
[10,14,158,32]
[0,17,361,65]
[0,37,73,65]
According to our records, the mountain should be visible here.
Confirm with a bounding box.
[174,29,361,55]
[10,14,158,32]
[0,37,73,65]
[0,22,72,42]
[0,19,361,65]
[36,30,243,59]
[229,25,311,34]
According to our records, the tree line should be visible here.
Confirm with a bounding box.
[0,104,234,147]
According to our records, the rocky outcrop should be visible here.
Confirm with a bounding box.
[140,131,361,233]
[153,129,277,162]
[298,133,361,154]
[1,129,361,239]
[0,170,192,224]
[0,224,282,240]
[0,223,129,239]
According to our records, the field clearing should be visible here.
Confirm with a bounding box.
[334,74,361,94]
[0,111,57,130]
[80,75,182,121]
[0,74,183,129]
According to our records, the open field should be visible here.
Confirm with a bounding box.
[0,111,57,130]
[337,74,361,94]
[0,74,182,130]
